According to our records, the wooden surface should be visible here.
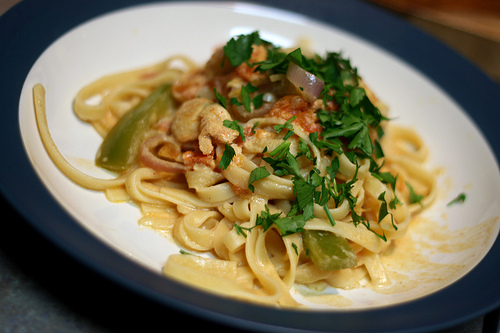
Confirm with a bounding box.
[365,0,500,83]
[365,0,500,42]
[0,0,21,16]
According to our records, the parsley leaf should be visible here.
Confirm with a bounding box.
[297,138,315,162]
[323,205,336,226]
[233,223,253,237]
[230,83,264,113]
[372,171,402,209]
[447,192,466,206]
[373,140,385,159]
[378,191,397,231]
[252,93,264,110]
[273,215,306,236]
[252,121,259,131]
[214,88,227,109]
[309,131,343,155]
[218,143,235,170]
[326,156,340,180]
[253,46,288,73]
[293,177,317,221]
[255,205,282,232]
[349,87,366,106]
[248,166,270,192]
[406,181,424,206]
[223,119,245,142]
[223,31,262,67]
[263,143,302,178]
[240,83,261,112]
[274,115,296,140]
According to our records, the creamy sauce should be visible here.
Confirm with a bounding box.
[305,293,353,307]
[294,283,353,307]
[372,215,499,295]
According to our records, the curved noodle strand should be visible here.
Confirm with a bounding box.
[33,84,127,190]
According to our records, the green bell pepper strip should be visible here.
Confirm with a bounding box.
[303,229,358,271]
[96,83,173,172]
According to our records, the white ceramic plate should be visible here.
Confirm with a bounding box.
[18,1,500,310]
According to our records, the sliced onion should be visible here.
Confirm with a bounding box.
[286,62,324,102]
[139,134,188,173]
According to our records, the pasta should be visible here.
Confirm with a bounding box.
[33,31,436,307]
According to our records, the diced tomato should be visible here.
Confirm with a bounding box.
[268,95,321,134]
[182,150,215,169]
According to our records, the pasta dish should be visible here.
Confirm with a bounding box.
[33,31,436,307]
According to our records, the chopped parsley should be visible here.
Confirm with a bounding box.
[233,223,252,237]
[229,83,264,113]
[216,83,263,113]
[214,87,227,109]
[447,192,466,206]
[248,166,270,193]
[223,31,266,67]
[274,116,296,140]
[406,181,424,206]
[219,31,403,240]
[371,171,401,209]
[223,119,245,142]
[218,143,235,170]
